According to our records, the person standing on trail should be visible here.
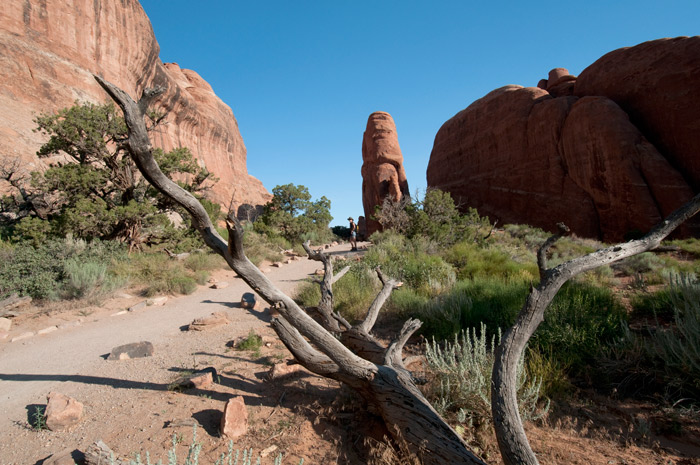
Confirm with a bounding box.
[348,217,357,251]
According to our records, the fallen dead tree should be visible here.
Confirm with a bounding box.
[95,75,700,465]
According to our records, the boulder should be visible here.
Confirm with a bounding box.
[0,0,270,214]
[107,341,154,360]
[45,392,83,431]
[268,362,305,380]
[188,312,228,331]
[172,367,217,390]
[427,37,700,241]
[240,293,257,309]
[220,396,248,439]
[0,317,11,332]
[147,296,168,306]
[361,112,410,236]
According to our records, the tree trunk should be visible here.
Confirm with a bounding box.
[95,76,487,464]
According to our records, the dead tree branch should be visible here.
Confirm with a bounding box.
[95,75,486,465]
[492,194,700,465]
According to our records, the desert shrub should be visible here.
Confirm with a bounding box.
[503,223,550,251]
[62,258,124,299]
[650,275,700,395]
[631,288,677,318]
[112,251,200,297]
[668,238,700,258]
[236,329,263,351]
[397,277,529,341]
[144,273,198,297]
[332,265,381,321]
[0,237,127,300]
[364,231,455,297]
[184,251,226,272]
[613,251,666,283]
[443,240,538,282]
[294,263,380,322]
[604,275,700,400]
[535,281,626,376]
[425,323,546,430]
[241,228,283,266]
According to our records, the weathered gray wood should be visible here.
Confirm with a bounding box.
[95,75,487,465]
[84,439,129,465]
[492,193,700,465]
[302,240,341,331]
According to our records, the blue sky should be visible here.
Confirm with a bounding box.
[139,1,699,226]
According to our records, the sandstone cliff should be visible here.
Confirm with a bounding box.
[427,37,699,241]
[361,112,410,236]
[0,0,270,211]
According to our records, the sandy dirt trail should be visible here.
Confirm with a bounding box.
[0,243,360,464]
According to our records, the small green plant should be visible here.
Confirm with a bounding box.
[236,329,263,352]
[31,405,47,431]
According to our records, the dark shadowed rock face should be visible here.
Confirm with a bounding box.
[427,37,700,241]
[0,0,270,211]
[361,112,410,236]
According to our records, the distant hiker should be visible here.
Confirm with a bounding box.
[348,217,357,251]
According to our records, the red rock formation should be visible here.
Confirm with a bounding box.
[427,38,699,241]
[0,0,270,211]
[361,112,410,236]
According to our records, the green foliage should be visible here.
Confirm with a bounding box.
[425,323,546,429]
[605,276,700,400]
[363,231,456,297]
[0,237,126,300]
[30,405,47,431]
[295,263,381,321]
[236,329,263,352]
[614,252,666,283]
[184,252,226,273]
[257,183,333,244]
[443,240,538,282]
[536,282,626,375]
[241,227,284,266]
[650,276,700,395]
[668,238,700,258]
[63,258,124,299]
[373,188,492,247]
[110,252,205,297]
[12,216,52,247]
[4,102,214,248]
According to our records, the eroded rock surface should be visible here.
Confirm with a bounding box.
[0,0,270,211]
[427,37,699,241]
[361,112,410,236]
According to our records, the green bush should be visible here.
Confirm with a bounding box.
[241,228,283,266]
[535,281,626,375]
[184,252,226,272]
[112,251,200,297]
[363,231,456,297]
[651,275,700,395]
[443,240,538,282]
[425,323,546,429]
[0,237,127,300]
[63,258,124,299]
[605,275,700,400]
[294,264,380,322]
